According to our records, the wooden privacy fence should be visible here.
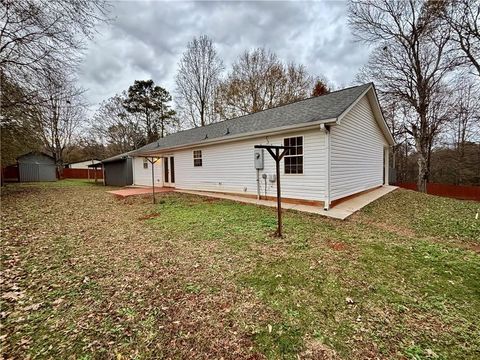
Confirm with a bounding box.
[62,168,103,180]
[1,165,19,181]
[396,182,480,201]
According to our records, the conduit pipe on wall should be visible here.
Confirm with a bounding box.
[256,169,260,200]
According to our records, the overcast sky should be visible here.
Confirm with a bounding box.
[78,1,371,113]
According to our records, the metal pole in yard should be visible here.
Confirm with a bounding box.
[275,148,282,237]
[254,144,292,237]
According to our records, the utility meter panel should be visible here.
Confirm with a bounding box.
[254,148,264,170]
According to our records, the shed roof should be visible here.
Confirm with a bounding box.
[102,151,135,164]
[17,151,54,161]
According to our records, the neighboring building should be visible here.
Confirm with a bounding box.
[102,154,133,187]
[109,83,394,209]
[65,159,101,169]
[17,152,57,182]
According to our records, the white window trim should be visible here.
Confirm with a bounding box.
[143,158,148,169]
[193,150,203,167]
[283,135,304,175]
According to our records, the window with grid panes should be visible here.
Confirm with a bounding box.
[193,150,202,167]
[283,136,303,174]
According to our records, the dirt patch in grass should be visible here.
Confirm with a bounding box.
[327,241,349,251]
[301,339,338,359]
[466,243,480,253]
[360,216,417,238]
[138,213,160,220]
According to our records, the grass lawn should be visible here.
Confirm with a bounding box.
[1,180,479,359]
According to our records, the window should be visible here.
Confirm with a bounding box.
[193,150,202,167]
[143,158,148,169]
[164,158,168,181]
[284,136,303,174]
[170,157,175,183]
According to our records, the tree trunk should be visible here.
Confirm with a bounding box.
[412,117,429,194]
[417,153,428,193]
[200,105,205,127]
[54,147,63,179]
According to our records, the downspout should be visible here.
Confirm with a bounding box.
[384,146,390,185]
[320,124,331,210]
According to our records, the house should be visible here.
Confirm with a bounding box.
[108,83,394,209]
[17,152,57,182]
[65,159,101,169]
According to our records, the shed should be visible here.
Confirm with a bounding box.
[17,152,57,182]
[102,154,133,186]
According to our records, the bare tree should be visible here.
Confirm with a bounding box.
[30,72,86,175]
[175,35,224,127]
[0,0,109,107]
[449,76,480,145]
[442,0,480,77]
[0,78,42,165]
[91,93,146,155]
[215,48,314,119]
[447,75,480,183]
[349,0,458,192]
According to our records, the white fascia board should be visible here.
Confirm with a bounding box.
[367,88,395,146]
[135,117,337,156]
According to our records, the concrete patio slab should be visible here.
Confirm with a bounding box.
[176,185,397,220]
[107,187,173,198]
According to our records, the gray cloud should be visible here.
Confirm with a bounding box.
[77,1,371,113]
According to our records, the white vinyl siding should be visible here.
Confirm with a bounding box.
[330,96,387,200]
[173,129,327,202]
[132,157,163,186]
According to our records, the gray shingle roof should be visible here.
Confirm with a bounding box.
[104,83,371,162]
[101,150,136,163]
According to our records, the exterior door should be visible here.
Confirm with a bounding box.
[164,156,175,186]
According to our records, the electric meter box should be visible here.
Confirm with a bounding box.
[254,148,264,170]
